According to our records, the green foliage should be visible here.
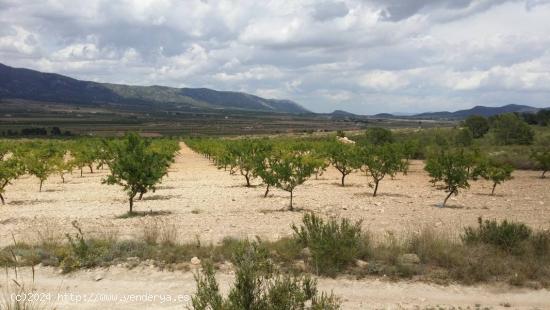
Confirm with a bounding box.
[268,151,324,210]
[425,149,472,207]
[454,128,474,147]
[491,113,535,145]
[326,141,361,186]
[0,141,24,204]
[462,217,532,254]
[292,213,363,277]
[463,115,490,138]
[477,160,514,195]
[361,144,407,197]
[364,127,394,145]
[103,133,176,213]
[69,139,101,176]
[530,148,550,178]
[15,141,64,192]
[191,240,340,310]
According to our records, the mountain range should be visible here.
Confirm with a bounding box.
[0,63,309,114]
[1,63,547,120]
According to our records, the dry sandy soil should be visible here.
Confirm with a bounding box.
[2,266,550,310]
[1,142,550,309]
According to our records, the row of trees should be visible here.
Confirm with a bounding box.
[0,134,179,213]
[189,137,411,210]
[188,132,550,209]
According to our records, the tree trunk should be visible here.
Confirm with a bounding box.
[341,174,346,186]
[373,180,379,197]
[61,174,65,183]
[264,184,270,198]
[442,190,454,208]
[89,164,93,173]
[289,191,294,211]
[0,193,4,205]
[491,183,497,196]
[138,191,144,200]
[129,195,135,214]
[39,180,43,192]
[80,168,83,177]
[245,174,251,187]
[542,170,547,179]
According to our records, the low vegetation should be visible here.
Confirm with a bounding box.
[2,214,549,289]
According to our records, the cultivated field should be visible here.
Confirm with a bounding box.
[1,142,549,247]
[1,142,550,309]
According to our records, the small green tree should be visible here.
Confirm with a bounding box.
[463,115,490,138]
[270,151,323,210]
[70,140,99,176]
[425,149,472,207]
[0,142,24,204]
[17,142,61,192]
[326,141,361,186]
[361,144,407,197]
[478,161,514,195]
[531,149,550,178]
[103,133,173,213]
[491,113,535,145]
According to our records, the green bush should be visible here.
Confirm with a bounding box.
[462,217,532,254]
[191,240,340,310]
[291,213,363,276]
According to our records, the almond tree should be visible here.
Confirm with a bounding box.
[103,133,174,213]
[270,150,323,210]
[0,142,23,204]
[481,162,514,195]
[531,149,550,178]
[17,142,61,192]
[361,144,407,197]
[425,149,472,207]
[326,141,361,186]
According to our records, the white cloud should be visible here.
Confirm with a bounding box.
[1,0,549,114]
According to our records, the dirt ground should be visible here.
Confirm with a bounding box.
[1,142,550,309]
[2,266,550,310]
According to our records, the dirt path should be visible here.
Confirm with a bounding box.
[3,266,549,309]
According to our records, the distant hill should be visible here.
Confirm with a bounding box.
[414,104,542,119]
[0,63,309,114]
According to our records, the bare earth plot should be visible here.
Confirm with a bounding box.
[1,142,550,309]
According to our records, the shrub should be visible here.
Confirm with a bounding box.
[291,213,363,276]
[462,217,532,254]
[191,240,340,310]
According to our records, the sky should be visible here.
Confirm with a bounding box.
[1,0,550,114]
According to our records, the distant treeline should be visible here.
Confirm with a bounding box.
[519,109,550,126]
[1,127,71,137]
